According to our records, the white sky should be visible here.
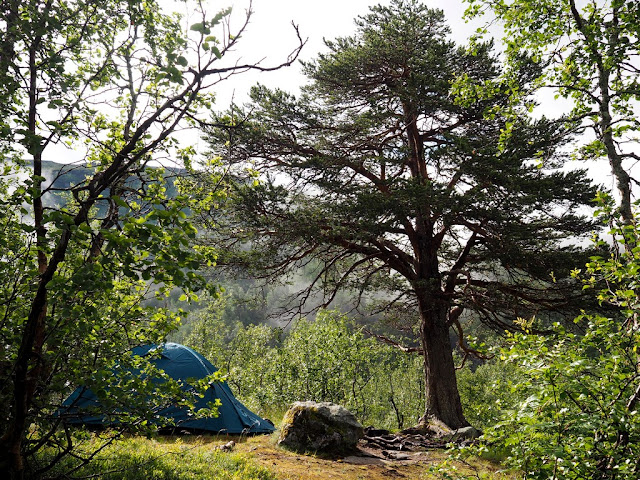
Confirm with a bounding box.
[206,0,480,106]
[174,0,488,155]
[50,0,481,163]
[196,0,615,190]
[48,0,616,193]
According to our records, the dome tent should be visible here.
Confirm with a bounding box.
[60,343,275,434]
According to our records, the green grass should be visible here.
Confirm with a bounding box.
[35,432,519,480]
[41,435,277,480]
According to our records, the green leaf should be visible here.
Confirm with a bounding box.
[190,22,207,33]
[112,196,128,208]
[210,8,232,27]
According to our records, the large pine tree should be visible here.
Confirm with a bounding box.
[204,0,598,428]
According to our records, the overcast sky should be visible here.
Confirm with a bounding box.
[197,0,615,188]
[176,0,494,156]
[48,0,485,163]
[207,0,481,106]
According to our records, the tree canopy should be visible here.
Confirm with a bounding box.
[0,0,302,477]
[465,0,640,224]
[203,0,599,429]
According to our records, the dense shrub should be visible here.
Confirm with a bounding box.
[183,308,427,429]
[181,303,524,431]
[456,359,522,431]
[465,205,640,479]
[471,316,640,479]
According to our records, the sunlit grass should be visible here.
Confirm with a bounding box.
[37,432,519,480]
[42,434,277,480]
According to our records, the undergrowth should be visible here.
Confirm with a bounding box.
[40,435,277,480]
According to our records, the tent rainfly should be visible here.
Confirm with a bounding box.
[60,343,275,434]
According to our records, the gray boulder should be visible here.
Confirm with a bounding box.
[449,426,482,443]
[277,401,364,454]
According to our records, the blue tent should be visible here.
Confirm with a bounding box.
[61,343,275,434]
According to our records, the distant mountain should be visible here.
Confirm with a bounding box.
[25,160,183,213]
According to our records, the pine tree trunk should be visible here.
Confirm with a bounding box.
[418,297,469,430]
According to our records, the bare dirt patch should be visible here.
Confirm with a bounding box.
[240,440,433,479]
[167,433,514,479]
[231,434,511,480]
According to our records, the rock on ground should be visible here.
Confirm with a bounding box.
[449,426,481,443]
[277,401,364,454]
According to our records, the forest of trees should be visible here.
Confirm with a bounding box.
[1,0,640,479]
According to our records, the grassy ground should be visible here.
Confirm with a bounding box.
[43,433,518,479]
[42,435,277,480]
